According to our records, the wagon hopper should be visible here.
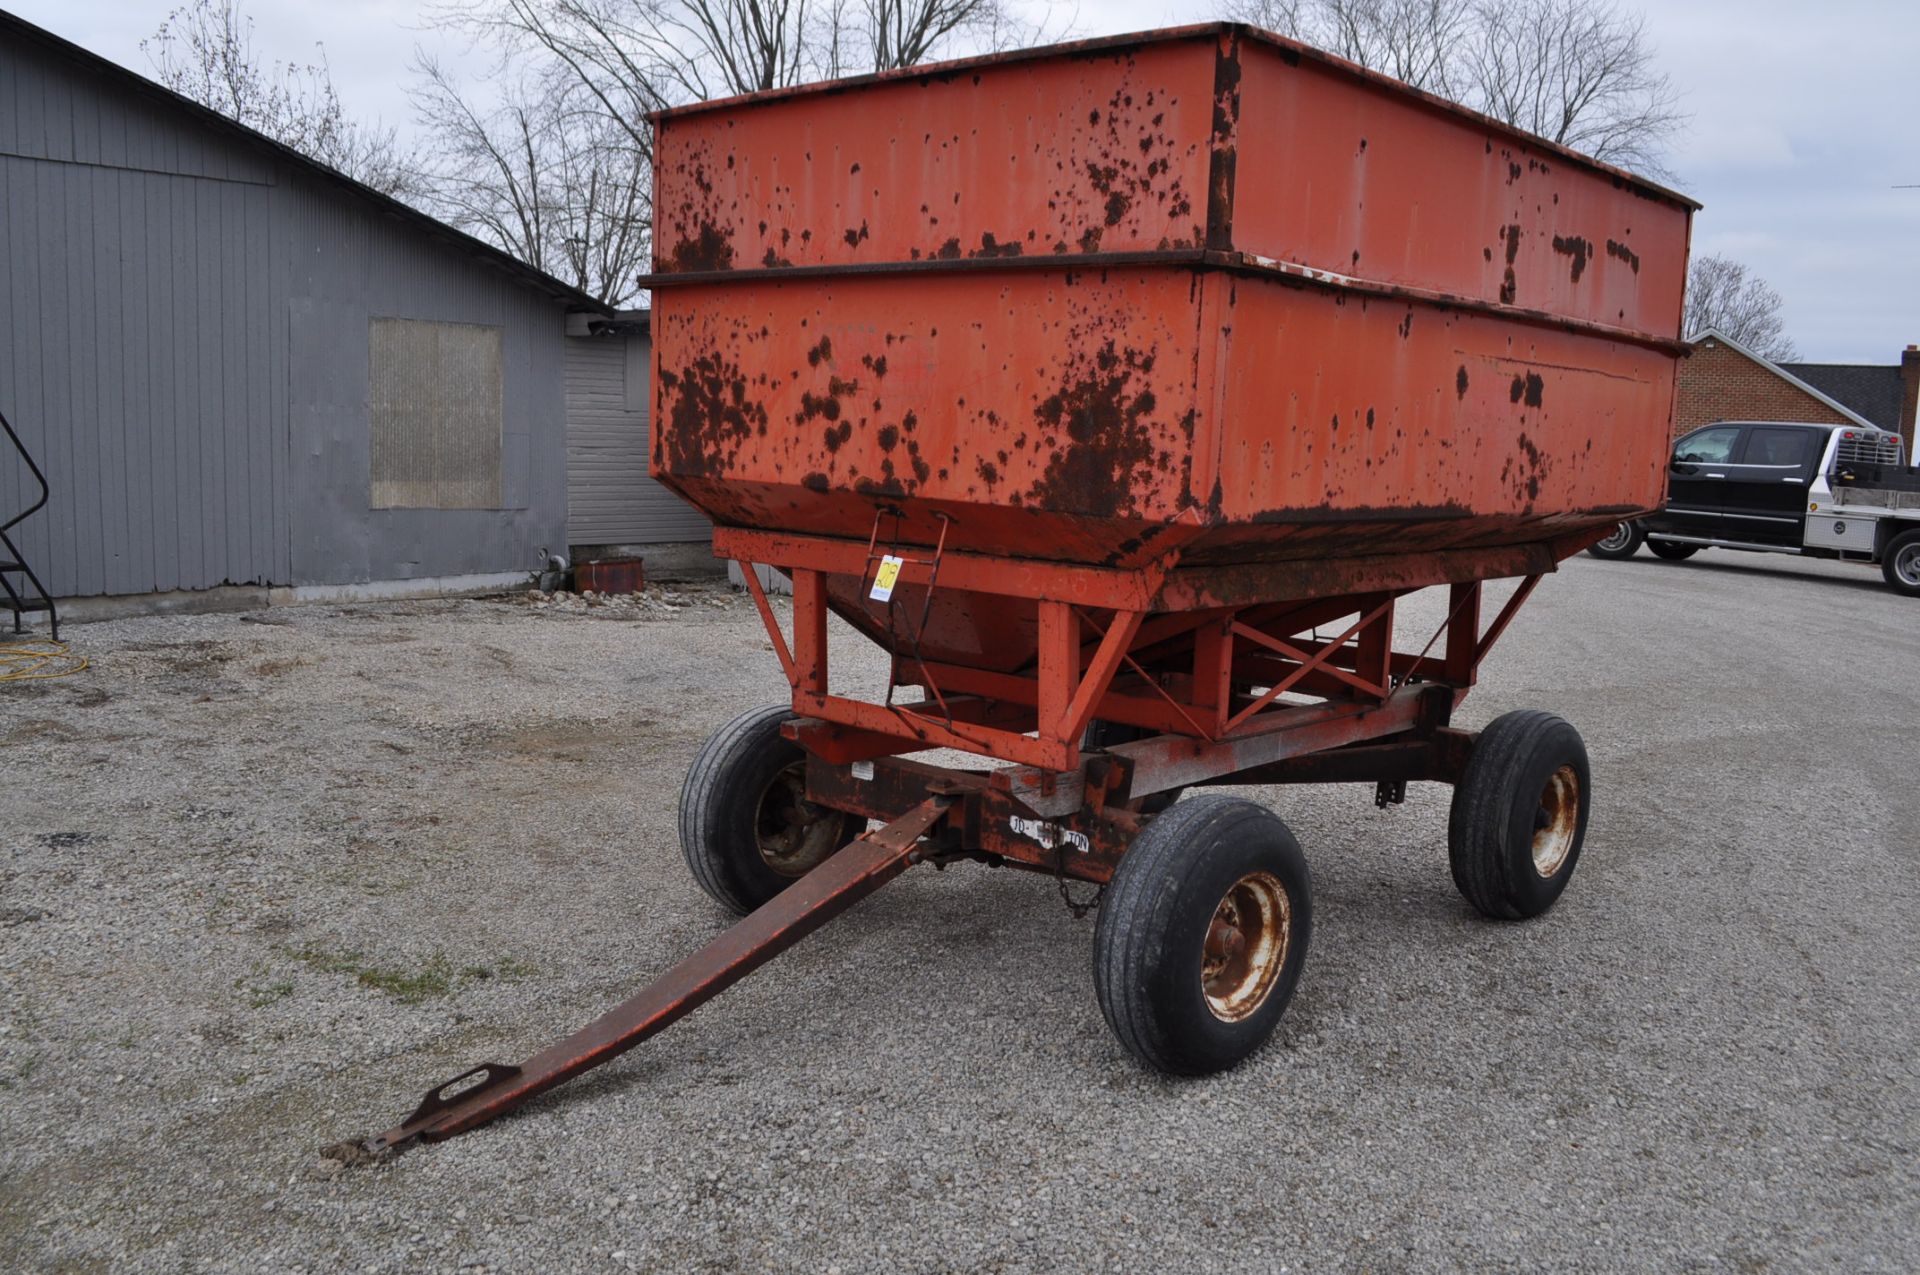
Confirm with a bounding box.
[341,23,1694,1156]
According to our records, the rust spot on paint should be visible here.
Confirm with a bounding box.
[798,391,842,423]
[656,354,765,478]
[1551,234,1590,283]
[669,221,734,272]
[1509,372,1544,407]
[1023,340,1161,518]
[1206,39,1242,251]
[1606,239,1640,273]
[1456,365,1469,398]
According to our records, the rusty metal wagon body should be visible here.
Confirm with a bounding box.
[347,24,1693,1156]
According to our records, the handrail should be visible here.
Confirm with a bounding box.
[0,404,59,640]
[0,407,50,537]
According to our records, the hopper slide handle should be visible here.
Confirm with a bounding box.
[336,798,951,1159]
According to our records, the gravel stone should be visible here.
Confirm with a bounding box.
[0,558,1915,1272]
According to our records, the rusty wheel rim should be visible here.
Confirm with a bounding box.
[754,762,842,878]
[1200,871,1292,1023]
[1531,764,1580,878]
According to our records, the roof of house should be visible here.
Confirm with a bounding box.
[1690,327,1879,429]
[1775,362,1904,431]
[1,10,605,313]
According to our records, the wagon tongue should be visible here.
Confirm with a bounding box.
[326,798,951,1162]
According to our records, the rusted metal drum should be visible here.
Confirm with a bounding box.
[645,23,1694,665]
[574,557,645,594]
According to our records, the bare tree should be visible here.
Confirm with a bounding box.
[414,0,1040,293]
[142,0,417,196]
[1684,254,1797,361]
[862,0,1014,70]
[1467,0,1683,174]
[412,58,650,303]
[1219,0,1684,175]
[1223,0,1471,95]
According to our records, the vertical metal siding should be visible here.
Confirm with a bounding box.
[282,172,567,586]
[0,33,570,598]
[0,146,275,598]
[564,332,711,545]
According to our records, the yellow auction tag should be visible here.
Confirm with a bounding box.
[869,554,904,602]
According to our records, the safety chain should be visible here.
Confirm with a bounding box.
[1053,841,1105,920]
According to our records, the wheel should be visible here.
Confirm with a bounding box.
[1883,528,1920,597]
[1646,539,1699,561]
[678,705,867,915]
[1585,521,1644,560]
[1084,719,1181,814]
[1092,797,1312,1075]
[1448,710,1591,920]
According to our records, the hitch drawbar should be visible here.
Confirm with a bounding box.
[329,799,950,1161]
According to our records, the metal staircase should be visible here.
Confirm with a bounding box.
[1,407,58,640]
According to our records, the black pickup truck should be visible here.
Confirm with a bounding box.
[1588,420,1920,596]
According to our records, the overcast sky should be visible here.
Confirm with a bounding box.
[10,0,1917,363]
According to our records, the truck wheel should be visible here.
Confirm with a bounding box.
[1093,797,1312,1075]
[1883,529,1920,597]
[1448,710,1590,920]
[1586,522,1643,560]
[1647,540,1699,561]
[679,705,867,915]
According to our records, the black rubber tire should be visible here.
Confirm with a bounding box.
[1083,720,1182,814]
[1881,527,1920,598]
[678,705,867,916]
[1093,796,1313,1075]
[1647,540,1699,561]
[1585,521,1644,560]
[1448,710,1591,920]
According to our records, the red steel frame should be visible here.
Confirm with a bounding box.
[718,519,1565,896]
[727,524,1545,787]
[338,527,1570,1158]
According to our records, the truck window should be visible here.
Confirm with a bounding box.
[1674,427,1740,464]
[1742,427,1813,467]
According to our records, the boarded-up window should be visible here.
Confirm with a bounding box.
[369,318,504,508]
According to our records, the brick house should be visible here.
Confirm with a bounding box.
[1675,327,1920,463]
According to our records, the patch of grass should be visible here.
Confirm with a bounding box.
[461,956,535,983]
[277,944,534,1004]
[286,944,454,1005]
[247,980,294,1008]
[0,1054,44,1090]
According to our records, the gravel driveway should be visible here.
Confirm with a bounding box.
[2,555,1915,1273]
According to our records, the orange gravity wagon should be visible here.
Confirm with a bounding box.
[347,23,1694,1155]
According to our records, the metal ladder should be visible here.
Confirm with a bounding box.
[0,407,58,641]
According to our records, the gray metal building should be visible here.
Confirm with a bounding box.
[0,14,707,609]
[565,315,710,548]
